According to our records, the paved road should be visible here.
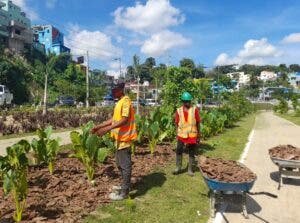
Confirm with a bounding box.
[0,130,77,156]
[220,112,300,223]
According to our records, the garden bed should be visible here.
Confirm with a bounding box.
[0,109,112,136]
[0,144,174,223]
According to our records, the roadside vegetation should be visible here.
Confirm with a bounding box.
[277,111,300,126]
[85,114,256,223]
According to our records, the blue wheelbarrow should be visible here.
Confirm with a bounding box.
[199,162,257,219]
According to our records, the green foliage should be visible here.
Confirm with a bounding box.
[97,133,115,163]
[274,97,289,114]
[70,122,101,184]
[0,56,31,104]
[200,93,254,139]
[135,108,173,153]
[31,126,60,174]
[162,67,195,109]
[291,94,299,111]
[200,109,227,139]
[0,140,30,222]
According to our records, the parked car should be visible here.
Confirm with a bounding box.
[146,99,159,106]
[56,96,76,107]
[132,99,146,107]
[101,99,115,107]
[0,85,13,107]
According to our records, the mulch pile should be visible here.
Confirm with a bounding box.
[269,145,300,161]
[0,144,173,223]
[199,156,256,183]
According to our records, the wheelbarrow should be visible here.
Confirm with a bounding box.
[270,156,300,190]
[199,163,257,219]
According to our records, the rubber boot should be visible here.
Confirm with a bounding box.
[109,189,129,201]
[188,156,195,177]
[172,154,182,175]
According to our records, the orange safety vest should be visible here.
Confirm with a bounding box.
[111,96,137,142]
[177,106,198,138]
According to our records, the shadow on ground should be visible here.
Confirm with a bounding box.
[221,194,271,223]
[197,142,216,155]
[270,171,300,186]
[131,172,167,199]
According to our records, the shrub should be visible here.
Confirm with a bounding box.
[274,97,288,114]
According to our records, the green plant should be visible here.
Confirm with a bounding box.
[274,97,288,114]
[291,94,299,111]
[70,121,101,185]
[135,114,147,144]
[145,109,169,154]
[31,126,60,174]
[0,140,30,222]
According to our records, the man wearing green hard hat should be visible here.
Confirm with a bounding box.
[173,91,201,176]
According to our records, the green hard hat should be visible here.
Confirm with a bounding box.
[181,92,192,101]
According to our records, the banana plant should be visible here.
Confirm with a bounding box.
[97,133,115,163]
[31,126,60,174]
[70,121,101,185]
[135,114,147,144]
[0,140,30,222]
[145,120,168,154]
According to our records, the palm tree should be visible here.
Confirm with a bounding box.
[34,55,57,115]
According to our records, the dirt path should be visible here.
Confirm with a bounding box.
[219,111,300,223]
[0,130,78,156]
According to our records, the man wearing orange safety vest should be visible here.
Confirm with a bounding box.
[173,92,201,176]
[91,82,137,200]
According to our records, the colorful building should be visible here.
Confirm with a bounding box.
[288,72,300,88]
[0,1,9,44]
[0,0,32,53]
[32,25,70,55]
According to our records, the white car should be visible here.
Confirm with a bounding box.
[0,85,13,107]
[146,99,159,106]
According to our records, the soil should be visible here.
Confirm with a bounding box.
[198,156,256,183]
[0,144,174,223]
[269,145,300,160]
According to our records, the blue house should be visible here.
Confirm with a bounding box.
[288,72,300,88]
[32,25,70,55]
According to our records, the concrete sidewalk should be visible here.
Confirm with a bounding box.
[219,112,300,223]
[0,130,77,156]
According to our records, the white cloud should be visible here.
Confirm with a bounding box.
[65,26,122,61]
[46,0,58,9]
[113,0,185,34]
[215,38,281,65]
[12,0,38,20]
[282,33,300,44]
[107,61,127,78]
[112,0,189,57]
[141,30,191,57]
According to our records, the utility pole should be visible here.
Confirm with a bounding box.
[119,58,122,79]
[86,51,90,108]
[155,78,158,105]
[137,76,140,115]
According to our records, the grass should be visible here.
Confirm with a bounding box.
[84,114,256,223]
[276,111,300,126]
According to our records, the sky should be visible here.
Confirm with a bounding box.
[12,0,300,76]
